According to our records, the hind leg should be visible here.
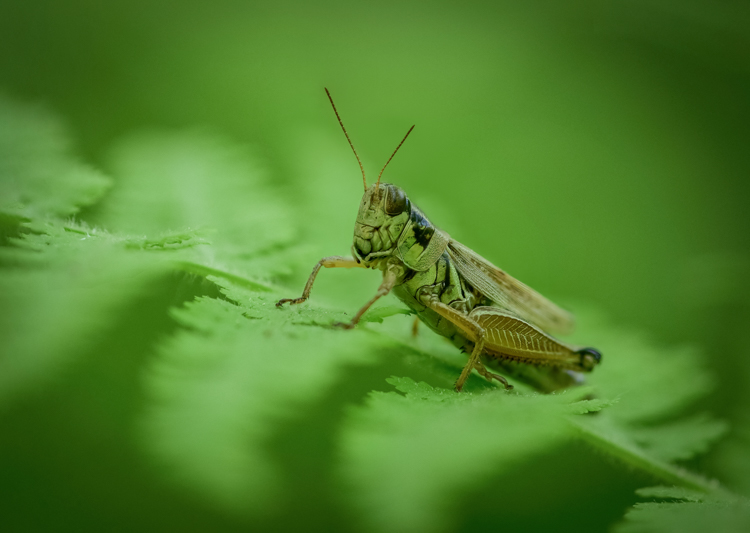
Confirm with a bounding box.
[422,300,486,392]
[473,362,513,390]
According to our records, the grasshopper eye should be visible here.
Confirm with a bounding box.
[385,186,408,215]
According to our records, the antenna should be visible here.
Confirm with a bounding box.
[324,88,367,191]
[376,125,415,189]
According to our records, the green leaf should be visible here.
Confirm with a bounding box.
[571,414,720,494]
[91,129,298,280]
[138,278,385,515]
[0,95,111,220]
[712,424,750,498]
[614,486,750,533]
[360,305,414,324]
[560,309,729,497]
[339,378,581,533]
[573,308,714,424]
[628,414,729,463]
[338,307,729,532]
[635,486,708,502]
[0,221,168,408]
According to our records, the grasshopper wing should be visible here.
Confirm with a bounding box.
[446,238,575,335]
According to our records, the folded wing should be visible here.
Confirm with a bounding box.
[446,238,575,335]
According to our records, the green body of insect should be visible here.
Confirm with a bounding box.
[277,90,601,393]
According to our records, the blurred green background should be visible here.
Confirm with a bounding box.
[1,1,749,531]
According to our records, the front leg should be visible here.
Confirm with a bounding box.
[276,256,364,307]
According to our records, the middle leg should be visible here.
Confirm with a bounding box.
[332,262,402,329]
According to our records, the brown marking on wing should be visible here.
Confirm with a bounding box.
[447,240,575,335]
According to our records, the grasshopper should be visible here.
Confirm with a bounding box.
[277,89,601,392]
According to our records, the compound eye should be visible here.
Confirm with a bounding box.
[385,186,408,215]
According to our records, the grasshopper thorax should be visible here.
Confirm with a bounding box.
[353,183,411,263]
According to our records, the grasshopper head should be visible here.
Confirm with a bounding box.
[356,183,408,226]
[321,88,414,261]
[353,183,410,260]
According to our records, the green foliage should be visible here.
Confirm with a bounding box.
[0,229,167,407]
[0,91,745,533]
[140,288,381,515]
[613,486,750,533]
[0,96,110,220]
[92,130,299,281]
[339,378,589,533]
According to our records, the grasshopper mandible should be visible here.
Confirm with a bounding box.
[277,89,601,393]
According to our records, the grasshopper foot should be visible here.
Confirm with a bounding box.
[474,363,514,390]
[276,297,307,308]
[487,372,514,390]
[411,316,420,337]
[453,363,514,392]
[331,321,356,330]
